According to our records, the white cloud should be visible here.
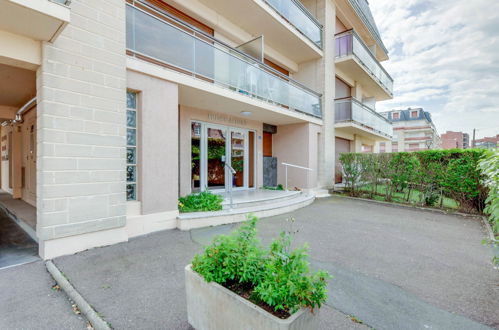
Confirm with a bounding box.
[371,0,499,138]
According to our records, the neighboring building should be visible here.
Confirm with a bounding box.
[380,108,440,152]
[441,131,470,149]
[0,0,392,259]
[473,135,499,149]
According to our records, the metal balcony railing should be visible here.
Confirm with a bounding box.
[335,30,393,96]
[264,0,323,48]
[126,3,322,118]
[335,97,393,138]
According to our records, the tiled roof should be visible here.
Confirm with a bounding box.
[348,0,388,55]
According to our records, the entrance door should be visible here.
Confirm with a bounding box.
[191,121,255,193]
[230,129,246,189]
[206,125,226,190]
[22,110,36,206]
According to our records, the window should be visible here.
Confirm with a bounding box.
[409,143,419,150]
[392,142,398,152]
[411,110,418,118]
[126,91,138,201]
[392,112,400,120]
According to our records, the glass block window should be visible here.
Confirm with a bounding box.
[126,91,138,201]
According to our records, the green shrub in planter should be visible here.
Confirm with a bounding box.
[254,231,330,313]
[192,215,265,285]
[192,216,330,315]
[178,190,224,213]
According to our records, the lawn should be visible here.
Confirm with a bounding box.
[353,184,460,210]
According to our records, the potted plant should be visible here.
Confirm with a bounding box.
[185,216,330,330]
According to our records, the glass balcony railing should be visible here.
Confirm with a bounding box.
[335,97,393,138]
[126,4,322,118]
[335,30,393,96]
[265,0,323,48]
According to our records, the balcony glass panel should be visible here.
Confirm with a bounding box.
[335,31,393,95]
[265,0,322,48]
[335,98,392,138]
[126,4,321,118]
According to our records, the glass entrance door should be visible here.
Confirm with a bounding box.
[230,129,246,189]
[206,126,226,190]
[191,121,255,193]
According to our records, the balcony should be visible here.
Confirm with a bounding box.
[0,0,70,42]
[335,97,392,140]
[264,0,322,48]
[195,0,323,62]
[126,4,322,119]
[335,30,393,100]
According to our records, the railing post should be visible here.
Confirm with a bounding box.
[229,174,233,210]
[285,165,288,191]
[224,163,235,210]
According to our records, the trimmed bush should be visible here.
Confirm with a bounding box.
[178,190,224,213]
[339,149,488,213]
[192,216,330,315]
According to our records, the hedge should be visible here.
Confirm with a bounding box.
[339,149,488,213]
[478,149,499,235]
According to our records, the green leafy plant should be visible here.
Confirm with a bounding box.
[339,153,363,196]
[254,230,330,313]
[191,216,330,316]
[262,184,284,191]
[178,190,224,213]
[478,149,499,235]
[192,215,265,284]
[477,149,499,265]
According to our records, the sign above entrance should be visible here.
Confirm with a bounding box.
[207,113,247,127]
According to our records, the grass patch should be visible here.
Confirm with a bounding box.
[349,184,459,210]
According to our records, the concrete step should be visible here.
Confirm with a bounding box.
[313,189,332,198]
[221,190,301,209]
[177,193,315,230]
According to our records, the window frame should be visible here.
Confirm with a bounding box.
[126,91,139,201]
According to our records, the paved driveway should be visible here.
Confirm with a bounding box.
[0,261,88,330]
[29,196,499,329]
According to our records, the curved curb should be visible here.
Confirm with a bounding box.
[46,260,111,330]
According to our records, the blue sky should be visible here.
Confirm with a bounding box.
[370,0,499,139]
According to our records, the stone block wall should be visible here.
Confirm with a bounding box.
[36,0,127,257]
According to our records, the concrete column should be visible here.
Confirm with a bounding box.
[316,0,336,189]
[386,141,393,153]
[273,122,321,191]
[353,135,362,152]
[37,0,128,259]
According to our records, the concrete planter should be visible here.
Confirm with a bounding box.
[185,264,319,330]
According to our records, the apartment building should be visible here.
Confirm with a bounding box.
[0,0,392,259]
[333,0,393,182]
[473,134,499,149]
[380,108,440,152]
[441,131,469,149]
